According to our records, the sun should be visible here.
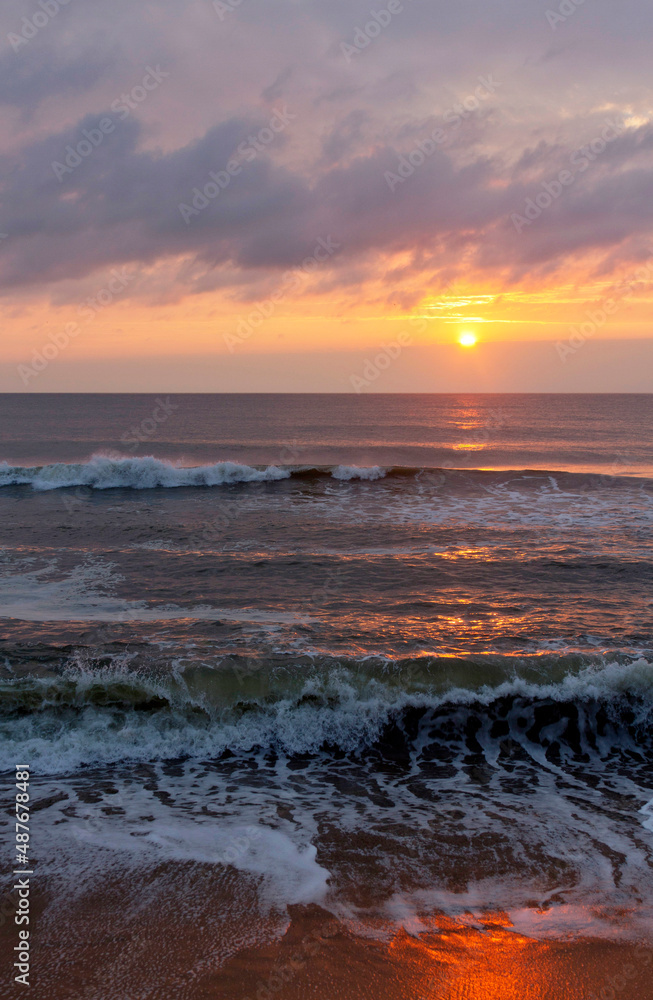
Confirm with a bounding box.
[458,331,477,347]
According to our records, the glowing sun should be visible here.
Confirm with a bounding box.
[458,331,477,347]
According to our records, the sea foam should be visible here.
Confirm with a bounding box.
[1,655,651,774]
[0,456,292,490]
[0,456,394,490]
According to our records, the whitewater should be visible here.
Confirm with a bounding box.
[1,393,653,962]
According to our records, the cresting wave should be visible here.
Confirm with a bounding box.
[0,456,387,490]
[2,454,651,492]
[1,655,651,772]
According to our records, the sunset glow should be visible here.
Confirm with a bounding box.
[0,0,652,391]
[2,3,653,997]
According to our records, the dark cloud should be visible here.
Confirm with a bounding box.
[0,0,652,301]
[0,41,114,114]
[2,98,653,301]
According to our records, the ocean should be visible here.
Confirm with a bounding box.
[1,393,652,998]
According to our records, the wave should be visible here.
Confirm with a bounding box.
[0,456,390,491]
[331,465,386,481]
[1,654,651,772]
[1,454,650,491]
[0,455,293,490]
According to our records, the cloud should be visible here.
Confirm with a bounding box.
[2,101,653,304]
[0,0,652,308]
[0,41,114,115]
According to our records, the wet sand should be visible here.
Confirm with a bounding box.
[2,868,652,1000]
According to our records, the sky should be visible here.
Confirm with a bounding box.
[1,0,652,391]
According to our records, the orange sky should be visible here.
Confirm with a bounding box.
[1,0,653,390]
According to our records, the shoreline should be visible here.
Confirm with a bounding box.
[3,878,652,999]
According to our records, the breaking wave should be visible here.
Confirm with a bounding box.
[1,454,650,492]
[0,456,294,490]
[0,456,398,491]
[1,653,651,773]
